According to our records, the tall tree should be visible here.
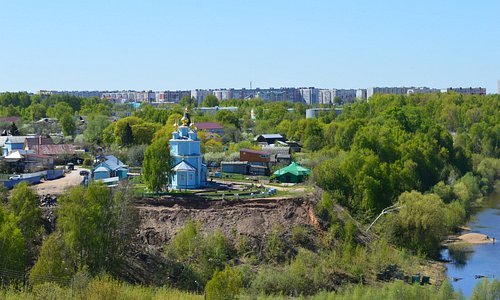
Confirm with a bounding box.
[84,115,110,144]
[122,122,134,146]
[8,182,42,246]
[0,206,25,273]
[9,122,20,135]
[55,182,137,274]
[60,114,76,136]
[202,94,219,107]
[143,137,172,193]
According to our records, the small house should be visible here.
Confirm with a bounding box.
[253,134,286,145]
[29,144,77,164]
[239,148,270,166]
[3,136,30,156]
[93,155,128,181]
[221,161,249,175]
[196,122,225,135]
[261,145,291,165]
[272,162,311,183]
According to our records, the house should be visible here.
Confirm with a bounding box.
[239,148,270,166]
[276,140,302,153]
[249,164,268,176]
[196,122,224,135]
[272,162,311,183]
[29,144,77,164]
[2,136,29,156]
[253,134,286,145]
[220,161,269,176]
[24,136,55,150]
[3,150,54,172]
[221,161,249,175]
[93,155,128,181]
[261,145,292,165]
[0,137,7,156]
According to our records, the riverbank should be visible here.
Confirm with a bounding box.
[442,184,500,297]
[446,232,495,245]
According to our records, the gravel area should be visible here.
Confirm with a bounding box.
[34,167,87,196]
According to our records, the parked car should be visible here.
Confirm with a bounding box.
[9,175,22,180]
[67,163,75,170]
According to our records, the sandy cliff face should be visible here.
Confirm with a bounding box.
[136,195,321,248]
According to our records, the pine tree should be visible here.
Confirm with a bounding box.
[10,122,20,135]
[122,122,134,146]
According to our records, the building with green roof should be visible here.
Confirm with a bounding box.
[272,162,311,183]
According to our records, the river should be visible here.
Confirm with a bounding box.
[442,188,500,297]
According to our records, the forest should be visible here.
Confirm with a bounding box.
[0,91,499,299]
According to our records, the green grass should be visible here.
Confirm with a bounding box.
[0,278,203,300]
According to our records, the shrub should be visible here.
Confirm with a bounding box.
[205,266,243,300]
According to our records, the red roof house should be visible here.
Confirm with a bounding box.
[195,122,224,135]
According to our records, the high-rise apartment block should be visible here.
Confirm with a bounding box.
[39,83,489,105]
[442,87,486,95]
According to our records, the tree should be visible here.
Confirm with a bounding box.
[10,122,20,135]
[202,94,219,107]
[216,110,240,129]
[131,122,161,145]
[122,123,134,146]
[46,102,74,120]
[204,140,223,153]
[126,144,148,167]
[386,191,465,257]
[179,95,197,108]
[57,182,137,274]
[8,182,42,246]
[29,232,74,284]
[222,126,242,144]
[110,116,142,146]
[28,103,46,121]
[60,114,76,136]
[143,137,172,193]
[333,96,342,105]
[0,206,25,273]
[83,115,110,144]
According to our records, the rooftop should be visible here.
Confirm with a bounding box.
[240,148,270,156]
[196,122,224,130]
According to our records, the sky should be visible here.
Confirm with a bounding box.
[0,1,499,93]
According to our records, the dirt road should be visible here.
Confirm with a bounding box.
[34,167,86,196]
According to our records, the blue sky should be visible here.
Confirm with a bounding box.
[1,1,499,93]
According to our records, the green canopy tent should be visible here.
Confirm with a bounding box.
[272,162,311,183]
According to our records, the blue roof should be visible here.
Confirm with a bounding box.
[96,155,127,171]
[94,166,110,173]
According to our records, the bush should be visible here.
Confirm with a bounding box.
[471,278,500,300]
[83,158,93,167]
[84,274,121,300]
[205,266,243,300]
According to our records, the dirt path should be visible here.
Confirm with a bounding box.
[211,178,308,193]
[33,167,86,196]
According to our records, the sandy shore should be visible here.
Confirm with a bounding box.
[455,233,495,245]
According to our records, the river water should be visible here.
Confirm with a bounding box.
[441,188,500,297]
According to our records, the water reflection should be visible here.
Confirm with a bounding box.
[446,243,474,268]
[443,189,500,297]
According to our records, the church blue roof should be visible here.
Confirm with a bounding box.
[172,160,196,172]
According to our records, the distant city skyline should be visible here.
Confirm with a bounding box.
[1,1,499,93]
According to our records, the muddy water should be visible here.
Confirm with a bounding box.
[442,188,500,297]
